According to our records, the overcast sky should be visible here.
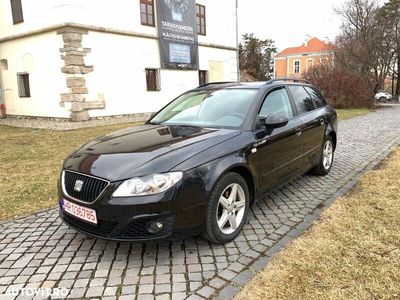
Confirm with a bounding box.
[237,0,352,51]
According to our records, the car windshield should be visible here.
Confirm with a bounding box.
[150,89,258,128]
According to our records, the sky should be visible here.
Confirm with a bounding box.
[238,0,349,52]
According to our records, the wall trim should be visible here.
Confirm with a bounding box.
[0,22,237,51]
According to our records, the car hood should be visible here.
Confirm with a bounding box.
[63,124,241,181]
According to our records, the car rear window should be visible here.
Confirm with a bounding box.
[287,85,316,114]
[304,86,327,108]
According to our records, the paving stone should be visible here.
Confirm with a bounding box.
[172,283,186,293]
[218,284,240,299]
[67,287,86,299]
[208,277,226,289]
[85,286,105,298]
[103,286,118,296]
[138,284,154,294]
[154,283,171,294]
[197,286,215,298]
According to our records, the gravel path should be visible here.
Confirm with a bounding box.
[0,114,150,131]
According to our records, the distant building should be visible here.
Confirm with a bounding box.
[0,0,238,121]
[274,37,334,79]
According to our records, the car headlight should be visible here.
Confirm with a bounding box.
[113,172,183,197]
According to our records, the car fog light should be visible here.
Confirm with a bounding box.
[148,221,164,234]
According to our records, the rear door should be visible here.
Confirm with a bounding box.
[287,85,325,167]
[255,86,303,192]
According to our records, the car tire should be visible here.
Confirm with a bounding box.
[379,96,387,103]
[202,172,250,244]
[311,136,334,176]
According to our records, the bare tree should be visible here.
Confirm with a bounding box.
[381,0,400,97]
[335,0,395,93]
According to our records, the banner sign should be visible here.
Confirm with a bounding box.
[156,0,199,70]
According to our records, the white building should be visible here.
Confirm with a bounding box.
[0,0,238,121]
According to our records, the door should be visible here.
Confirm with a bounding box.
[287,85,325,166]
[255,87,303,192]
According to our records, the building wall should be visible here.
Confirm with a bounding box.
[0,32,68,117]
[0,0,236,48]
[274,52,334,78]
[84,31,237,118]
[0,0,238,118]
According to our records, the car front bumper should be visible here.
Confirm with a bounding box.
[58,170,208,241]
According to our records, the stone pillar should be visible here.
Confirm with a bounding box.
[57,27,103,121]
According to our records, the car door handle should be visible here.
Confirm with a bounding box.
[295,127,302,136]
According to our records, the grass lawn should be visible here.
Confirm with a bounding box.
[0,122,139,220]
[336,108,373,120]
[235,148,400,300]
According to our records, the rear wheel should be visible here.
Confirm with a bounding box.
[379,96,387,103]
[311,136,334,176]
[202,173,250,244]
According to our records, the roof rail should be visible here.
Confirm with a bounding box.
[197,81,238,88]
[265,78,310,85]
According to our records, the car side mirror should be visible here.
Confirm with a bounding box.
[259,114,289,131]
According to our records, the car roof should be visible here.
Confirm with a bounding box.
[193,78,313,91]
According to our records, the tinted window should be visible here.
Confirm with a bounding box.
[259,88,293,119]
[287,85,315,114]
[304,86,327,108]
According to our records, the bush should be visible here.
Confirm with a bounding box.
[304,64,375,109]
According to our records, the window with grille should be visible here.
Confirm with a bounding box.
[10,0,23,24]
[294,61,301,74]
[145,68,161,91]
[140,0,155,27]
[196,4,206,35]
[199,70,208,86]
[17,73,31,97]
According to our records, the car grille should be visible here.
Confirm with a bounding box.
[121,215,175,240]
[64,213,117,237]
[63,171,109,203]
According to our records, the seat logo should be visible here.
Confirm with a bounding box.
[74,180,84,192]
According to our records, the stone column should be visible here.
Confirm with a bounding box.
[57,27,103,121]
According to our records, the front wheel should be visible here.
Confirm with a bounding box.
[311,136,334,176]
[202,173,250,244]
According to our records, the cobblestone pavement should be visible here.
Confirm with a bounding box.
[1,105,400,300]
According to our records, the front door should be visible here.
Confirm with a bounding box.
[255,87,303,192]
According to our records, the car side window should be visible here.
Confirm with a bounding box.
[287,85,316,114]
[259,87,294,119]
[304,86,327,108]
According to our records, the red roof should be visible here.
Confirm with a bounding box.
[276,37,334,57]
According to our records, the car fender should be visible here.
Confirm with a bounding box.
[195,152,259,201]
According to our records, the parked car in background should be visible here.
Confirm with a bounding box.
[58,79,338,244]
[375,91,393,102]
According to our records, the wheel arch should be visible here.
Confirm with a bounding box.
[328,130,337,150]
[196,155,258,206]
[224,165,256,205]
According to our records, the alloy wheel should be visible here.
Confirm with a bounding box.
[323,139,333,170]
[216,183,246,235]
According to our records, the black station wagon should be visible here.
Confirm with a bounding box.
[59,79,337,244]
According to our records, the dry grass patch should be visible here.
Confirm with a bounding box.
[336,108,373,120]
[0,123,140,220]
[236,149,400,300]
